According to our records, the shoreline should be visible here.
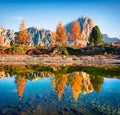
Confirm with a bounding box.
[0,55,120,66]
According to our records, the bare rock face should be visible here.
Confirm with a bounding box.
[65,16,95,47]
[27,27,52,46]
[0,26,15,46]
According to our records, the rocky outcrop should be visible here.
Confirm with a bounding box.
[0,26,14,46]
[102,34,119,43]
[65,16,95,47]
[27,27,52,46]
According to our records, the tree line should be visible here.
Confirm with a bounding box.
[0,19,103,47]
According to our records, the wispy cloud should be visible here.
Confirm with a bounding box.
[10,16,24,20]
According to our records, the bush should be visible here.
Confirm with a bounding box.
[55,45,83,56]
[55,45,69,56]
[0,46,5,54]
[10,40,15,46]
[7,45,28,54]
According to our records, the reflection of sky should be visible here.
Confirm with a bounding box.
[0,77,15,83]
[0,0,120,37]
[104,78,120,83]
[103,78,120,93]
[0,76,120,114]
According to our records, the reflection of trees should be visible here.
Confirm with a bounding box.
[0,65,109,101]
[15,74,26,99]
[14,71,54,99]
[13,71,103,101]
[52,72,95,101]
[69,72,83,101]
[68,72,94,101]
[52,74,68,100]
[90,75,103,92]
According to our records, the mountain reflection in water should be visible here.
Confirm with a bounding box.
[0,65,105,101]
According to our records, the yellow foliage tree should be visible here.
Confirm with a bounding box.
[17,19,29,45]
[55,21,68,45]
[70,20,82,47]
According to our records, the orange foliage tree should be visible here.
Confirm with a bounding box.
[15,75,26,99]
[70,20,82,46]
[17,19,29,45]
[55,21,68,45]
[0,35,4,46]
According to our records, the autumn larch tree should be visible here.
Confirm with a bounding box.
[0,35,4,46]
[70,20,82,47]
[17,19,29,45]
[55,21,68,46]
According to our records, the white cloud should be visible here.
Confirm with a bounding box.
[10,16,24,20]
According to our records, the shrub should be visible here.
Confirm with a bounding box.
[10,40,15,46]
[7,45,28,54]
[55,45,69,56]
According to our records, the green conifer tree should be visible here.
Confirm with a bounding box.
[89,26,103,46]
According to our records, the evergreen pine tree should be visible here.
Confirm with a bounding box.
[89,26,103,46]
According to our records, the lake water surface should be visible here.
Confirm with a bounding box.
[0,65,120,115]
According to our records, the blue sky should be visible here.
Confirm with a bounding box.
[0,0,120,37]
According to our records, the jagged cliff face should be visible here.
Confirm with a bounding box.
[0,26,52,46]
[27,27,52,46]
[65,16,95,47]
[0,26,14,46]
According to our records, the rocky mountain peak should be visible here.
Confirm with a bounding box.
[65,16,95,47]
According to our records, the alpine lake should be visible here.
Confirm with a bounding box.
[0,65,120,115]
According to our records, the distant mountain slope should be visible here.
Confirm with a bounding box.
[102,34,119,43]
